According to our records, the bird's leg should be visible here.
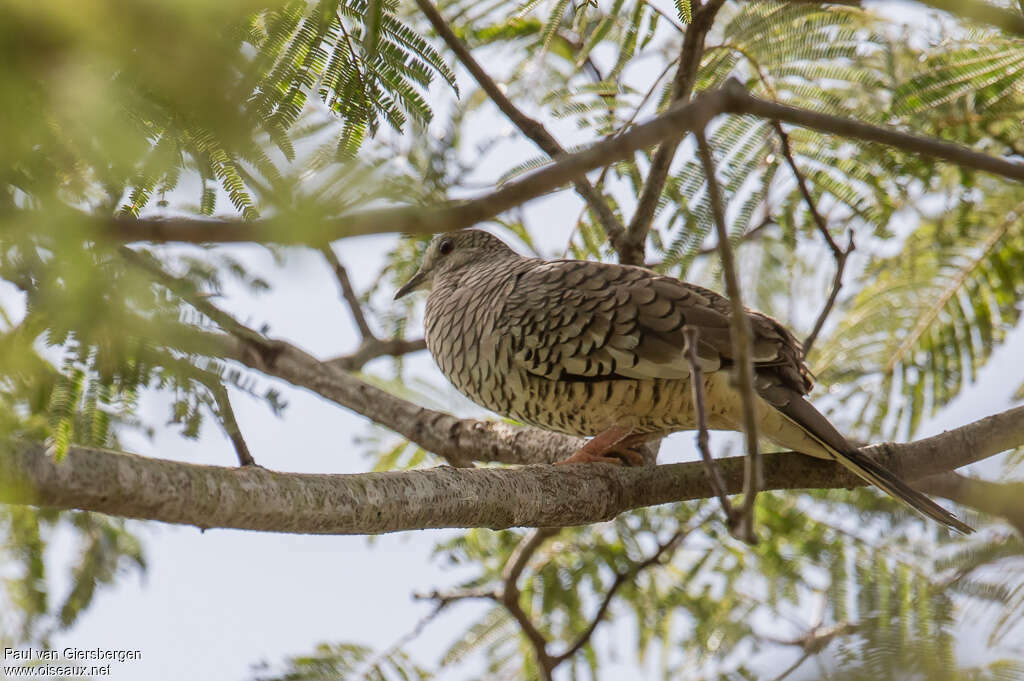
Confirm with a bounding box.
[555,426,646,466]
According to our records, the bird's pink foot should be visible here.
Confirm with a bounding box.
[556,426,646,466]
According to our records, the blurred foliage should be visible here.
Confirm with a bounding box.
[2,0,1024,678]
[251,641,432,681]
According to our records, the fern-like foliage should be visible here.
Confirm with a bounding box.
[422,494,1024,681]
[819,196,1024,440]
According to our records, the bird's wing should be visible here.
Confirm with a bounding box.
[497,259,811,394]
[497,259,973,533]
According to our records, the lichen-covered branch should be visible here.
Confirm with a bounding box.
[2,404,1021,534]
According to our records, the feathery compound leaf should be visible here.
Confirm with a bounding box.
[819,198,1024,440]
[893,39,1024,115]
[674,0,692,24]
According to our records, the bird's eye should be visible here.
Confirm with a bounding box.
[438,239,454,255]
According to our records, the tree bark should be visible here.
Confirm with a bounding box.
[2,404,1021,535]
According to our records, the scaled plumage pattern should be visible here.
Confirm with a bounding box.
[395,230,972,533]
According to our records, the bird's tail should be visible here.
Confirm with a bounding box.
[829,446,974,534]
[760,386,974,534]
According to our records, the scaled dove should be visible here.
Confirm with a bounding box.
[395,230,971,533]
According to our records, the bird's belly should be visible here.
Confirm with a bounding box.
[503,373,712,437]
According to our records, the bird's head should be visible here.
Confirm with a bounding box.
[394,230,517,299]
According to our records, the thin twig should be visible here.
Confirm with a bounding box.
[321,243,375,340]
[683,326,735,522]
[774,122,840,256]
[504,527,560,588]
[325,338,428,372]
[553,528,688,662]
[641,0,686,34]
[769,651,813,681]
[773,119,855,354]
[119,246,270,348]
[412,586,498,605]
[357,600,448,678]
[623,0,726,265]
[210,384,256,467]
[803,231,854,356]
[499,529,557,677]
[696,130,760,545]
[413,0,625,248]
[698,216,774,255]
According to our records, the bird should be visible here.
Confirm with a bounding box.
[394,229,972,534]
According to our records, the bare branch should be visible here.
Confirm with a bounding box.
[803,231,854,356]
[321,243,375,340]
[325,338,428,372]
[123,244,508,469]
[917,472,1024,535]
[504,527,560,588]
[416,528,559,677]
[683,326,736,522]
[553,526,690,663]
[119,246,267,347]
[769,651,812,681]
[102,81,1024,245]
[697,216,775,256]
[774,122,840,256]
[4,404,1021,534]
[413,0,625,248]
[697,129,760,545]
[726,80,1024,183]
[772,120,856,355]
[210,384,256,467]
[413,586,497,605]
[499,529,557,676]
[623,0,726,265]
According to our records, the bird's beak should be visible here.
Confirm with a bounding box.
[394,270,426,300]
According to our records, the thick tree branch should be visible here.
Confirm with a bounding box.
[3,404,1021,534]
[122,245,517,468]
[413,0,625,249]
[103,81,1024,245]
[697,130,760,544]
[622,0,725,265]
